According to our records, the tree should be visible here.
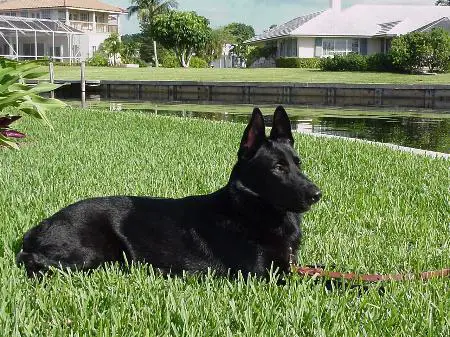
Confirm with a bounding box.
[120,36,141,63]
[223,23,255,65]
[435,0,450,5]
[127,0,178,66]
[390,32,430,73]
[199,28,232,64]
[426,28,450,72]
[152,11,212,67]
[390,29,450,73]
[101,33,122,65]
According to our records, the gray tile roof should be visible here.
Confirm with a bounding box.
[246,5,450,43]
[245,11,323,44]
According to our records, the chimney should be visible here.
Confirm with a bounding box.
[329,0,341,11]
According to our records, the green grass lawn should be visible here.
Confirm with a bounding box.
[39,66,450,84]
[1,108,449,336]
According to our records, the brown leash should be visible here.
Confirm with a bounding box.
[294,266,450,282]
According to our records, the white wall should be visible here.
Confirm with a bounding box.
[80,34,90,60]
[87,32,110,58]
[297,37,315,58]
[367,38,381,55]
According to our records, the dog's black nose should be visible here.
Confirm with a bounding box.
[309,190,322,204]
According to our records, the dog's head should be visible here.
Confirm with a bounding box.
[233,106,321,213]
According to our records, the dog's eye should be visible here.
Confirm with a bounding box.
[274,163,286,172]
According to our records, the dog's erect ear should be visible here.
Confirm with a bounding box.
[270,106,294,145]
[238,108,266,159]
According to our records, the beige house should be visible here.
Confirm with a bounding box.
[0,0,124,61]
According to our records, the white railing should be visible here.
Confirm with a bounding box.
[69,21,94,32]
[96,23,118,33]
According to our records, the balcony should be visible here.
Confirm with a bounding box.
[96,23,118,34]
[66,21,118,34]
[69,20,94,32]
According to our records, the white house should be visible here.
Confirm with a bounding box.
[246,0,450,60]
[0,0,124,61]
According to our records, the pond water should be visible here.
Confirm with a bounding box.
[77,101,450,154]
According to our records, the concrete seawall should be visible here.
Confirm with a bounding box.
[34,80,450,109]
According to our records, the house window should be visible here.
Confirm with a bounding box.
[80,13,89,22]
[41,9,51,19]
[323,38,359,56]
[20,11,28,18]
[279,38,298,57]
[31,12,40,19]
[69,13,79,21]
[58,10,66,20]
[92,46,97,54]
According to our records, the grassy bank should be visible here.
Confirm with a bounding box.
[1,108,448,336]
[38,66,450,84]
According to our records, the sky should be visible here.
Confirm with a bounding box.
[106,0,437,35]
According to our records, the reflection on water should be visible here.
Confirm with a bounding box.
[91,102,450,153]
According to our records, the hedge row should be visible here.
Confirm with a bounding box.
[319,53,399,72]
[275,57,321,69]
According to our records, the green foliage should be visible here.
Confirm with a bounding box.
[87,52,108,67]
[426,28,450,72]
[101,33,122,65]
[127,1,179,66]
[198,28,231,64]
[0,59,65,148]
[319,53,398,72]
[128,0,178,24]
[121,39,141,64]
[223,22,255,63]
[189,56,208,68]
[390,29,450,73]
[320,53,368,71]
[246,45,277,67]
[366,53,397,72]
[160,50,180,67]
[276,57,321,69]
[152,11,212,67]
[390,32,430,73]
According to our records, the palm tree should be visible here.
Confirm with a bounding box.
[127,0,178,67]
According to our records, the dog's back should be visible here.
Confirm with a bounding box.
[17,106,321,278]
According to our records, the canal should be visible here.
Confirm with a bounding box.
[72,100,450,154]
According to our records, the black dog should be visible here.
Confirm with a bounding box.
[16,106,321,278]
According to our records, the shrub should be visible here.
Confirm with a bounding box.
[88,52,108,67]
[366,53,396,72]
[275,57,321,68]
[189,56,208,68]
[426,28,450,73]
[0,58,65,149]
[390,32,430,73]
[246,45,277,67]
[320,54,367,71]
[159,51,179,68]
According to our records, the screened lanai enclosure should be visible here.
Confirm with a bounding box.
[0,15,84,63]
